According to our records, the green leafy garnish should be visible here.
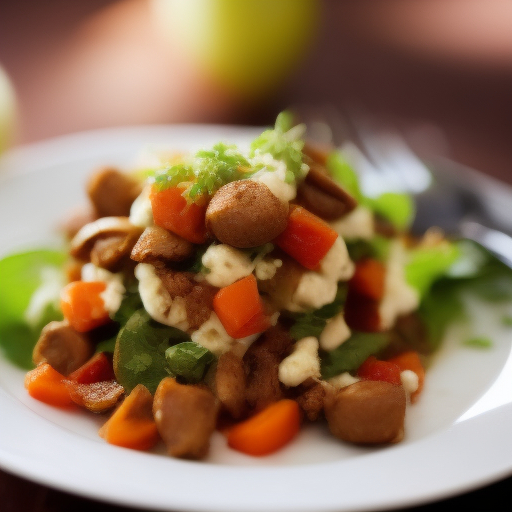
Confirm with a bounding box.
[250,111,306,181]
[153,142,251,202]
[0,249,66,369]
[165,342,215,384]
[289,285,347,340]
[113,309,189,394]
[321,332,390,380]
[463,337,493,349]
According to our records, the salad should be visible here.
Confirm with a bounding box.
[1,112,511,459]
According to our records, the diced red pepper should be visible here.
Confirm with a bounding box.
[274,205,338,270]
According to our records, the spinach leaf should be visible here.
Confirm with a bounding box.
[320,332,390,380]
[113,309,189,394]
[165,342,215,384]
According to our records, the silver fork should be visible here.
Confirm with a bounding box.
[295,105,512,267]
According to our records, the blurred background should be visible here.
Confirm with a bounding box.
[0,0,511,184]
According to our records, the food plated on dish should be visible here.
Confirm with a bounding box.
[1,113,511,464]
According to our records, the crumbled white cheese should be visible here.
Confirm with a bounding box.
[81,263,125,314]
[291,271,338,311]
[129,185,154,228]
[278,336,321,387]
[328,372,360,389]
[250,153,300,203]
[134,263,189,331]
[379,241,420,330]
[319,237,355,282]
[400,369,419,397]
[319,313,351,351]
[284,237,354,312]
[191,312,235,356]
[331,206,374,240]
[201,244,254,288]
[24,266,66,328]
[254,258,282,281]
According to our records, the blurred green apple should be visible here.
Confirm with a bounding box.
[151,0,319,99]
[0,65,16,154]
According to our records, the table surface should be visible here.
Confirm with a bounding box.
[1,1,511,510]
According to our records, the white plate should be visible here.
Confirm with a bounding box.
[0,125,512,512]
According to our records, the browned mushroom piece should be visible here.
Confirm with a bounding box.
[205,180,289,248]
[294,379,326,421]
[70,216,143,267]
[214,351,246,419]
[154,267,218,330]
[33,320,94,376]
[153,377,219,459]
[90,234,138,271]
[87,167,142,218]
[66,380,124,413]
[130,226,195,264]
[297,163,357,221]
[324,380,406,444]
[243,325,293,412]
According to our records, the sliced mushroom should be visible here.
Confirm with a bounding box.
[66,380,124,413]
[324,380,406,444]
[297,163,357,221]
[70,216,142,264]
[153,377,219,459]
[206,180,288,248]
[90,234,139,271]
[32,320,93,376]
[214,351,246,419]
[131,226,194,264]
[87,167,142,218]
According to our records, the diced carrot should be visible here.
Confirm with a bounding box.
[213,274,271,339]
[388,351,425,402]
[150,185,207,244]
[68,352,116,384]
[60,281,111,333]
[357,356,402,386]
[99,384,160,451]
[24,363,74,407]
[274,205,338,270]
[227,399,301,456]
[350,258,386,301]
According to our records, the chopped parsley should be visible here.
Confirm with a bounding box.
[153,142,253,203]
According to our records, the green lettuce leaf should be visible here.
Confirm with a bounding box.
[0,249,66,369]
[366,192,415,231]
